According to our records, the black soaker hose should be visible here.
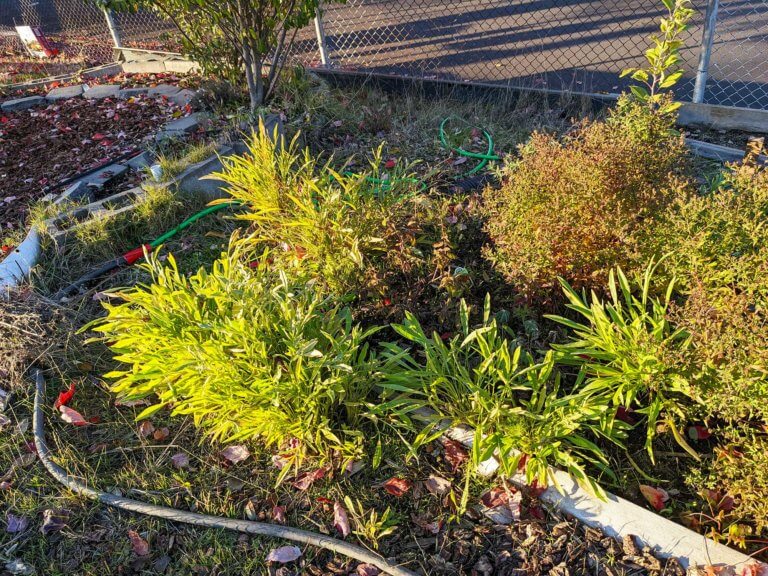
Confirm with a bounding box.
[31,369,418,576]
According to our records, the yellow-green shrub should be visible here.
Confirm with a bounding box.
[88,242,382,473]
[209,124,433,297]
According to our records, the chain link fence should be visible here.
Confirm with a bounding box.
[2,0,767,110]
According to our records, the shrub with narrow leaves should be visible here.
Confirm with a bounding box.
[482,97,691,306]
[548,261,699,462]
[208,123,435,297]
[88,241,381,474]
[377,296,618,494]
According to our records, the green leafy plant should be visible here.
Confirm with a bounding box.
[547,260,699,462]
[342,497,398,550]
[208,122,430,296]
[620,0,694,115]
[377,296,618,495]
[87,239,382,476]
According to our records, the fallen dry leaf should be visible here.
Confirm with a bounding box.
[333,501,350,537]
[357,564,381,576]
[170,453,189,469]
[128,529,150,556]
[152,427,169,441]
[639,484,670,512]
[40,509,69,535]
[59,405,89,426]
[221,445,250,464]
[272,505,287,524]
[292,467,327,491]
[138,420,155,438]
[424,474,452,496]
[382,477,412,497]
[266,545,302,563]
[443,439,468,473]
[5,513,29,533]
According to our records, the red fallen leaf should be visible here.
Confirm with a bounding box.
[740,562,768,576]
[99,139,114,147]
[382,477,412,497]
[59,405,90,426]
[615,406,637,425]
[701,489,735,513]
[333,501,350,537]
[292,467,327,491]
[92,132,106,141]
[481,485,512,508]
[439,332,453,340]
[272,505,287,524]
[639,484,670,512]
[1,245,14,255]
[138,420,155,438]
[128,529,150,556]
[443,439,468,473]
[0,117,9,123]
[316,497,333,506]
[688,425,711,441]
[382,297,392,306]
[527,503,546,520]
[53,382,75,409]
[384,158,396,169]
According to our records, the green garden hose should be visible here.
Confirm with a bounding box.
[54,200,242,300]
[438,115,501,177]
[149,200,241,248]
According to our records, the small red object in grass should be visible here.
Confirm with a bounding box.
[639,484,670,512]
[439,331,452,341]
[92,132,106,141]
[53,382,76,409]
[384,159,396,169]
[1,245,14,255]
[382,477,412,497]
[123,244,152,265]
[0,116,9,124]
[688,425,711,441]
[382,297,391,306]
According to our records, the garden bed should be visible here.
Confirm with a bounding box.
[1,70,767,575]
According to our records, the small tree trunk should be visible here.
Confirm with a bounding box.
[242,43,263,114]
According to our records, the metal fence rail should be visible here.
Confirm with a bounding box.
[2,0,767,110]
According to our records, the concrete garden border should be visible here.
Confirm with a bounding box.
[0,89,211,294]
[439,421,765,575]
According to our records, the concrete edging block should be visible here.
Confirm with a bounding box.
[439,423,764,575]
[0,228,41,295]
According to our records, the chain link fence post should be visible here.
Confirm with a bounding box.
[314,4,331,66]
[102,6,122,49]
[693,0,719,103]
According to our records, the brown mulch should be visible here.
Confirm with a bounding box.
[293,510,687,576]
[0,92,185,234]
